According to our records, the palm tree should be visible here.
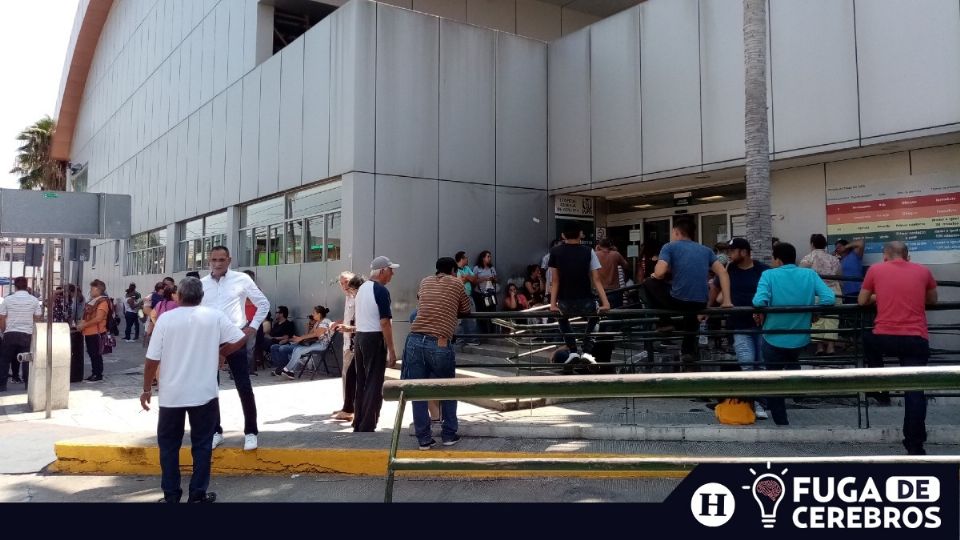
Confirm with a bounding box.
[743,0,772,262]
[9,116,66,191]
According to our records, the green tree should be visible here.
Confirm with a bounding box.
[744,0,772,262]
[9,116,66,191]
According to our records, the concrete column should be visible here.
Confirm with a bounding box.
[164,224,177,275]
[225,205,241,269]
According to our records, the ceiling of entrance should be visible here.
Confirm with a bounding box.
[538,0,646,18]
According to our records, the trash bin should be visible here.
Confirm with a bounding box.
[70,330,85,383]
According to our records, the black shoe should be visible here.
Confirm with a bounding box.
[187,491,217,503]
[419,439,438,451]
[442,435,462,447]
[84,374,103,383]
[10,377,22,384]
[906,447,926,456]
[159,490,182,503]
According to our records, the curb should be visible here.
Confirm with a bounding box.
[52,440,689,478]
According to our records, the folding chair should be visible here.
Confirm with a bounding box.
[297,347,341,380]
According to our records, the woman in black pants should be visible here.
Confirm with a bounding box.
[77,279,110,382]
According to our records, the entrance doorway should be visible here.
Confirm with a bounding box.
[699,213,729,248]
[643,218,670,249]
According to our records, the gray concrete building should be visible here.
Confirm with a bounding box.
[53,0,960,342]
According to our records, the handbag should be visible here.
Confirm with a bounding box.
[715,398,756,425]
[99,332,117,355]
[483,290,498,308]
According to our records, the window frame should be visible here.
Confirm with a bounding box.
[126,229,167,276]
[177,212,227,272]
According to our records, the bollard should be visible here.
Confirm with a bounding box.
[27,322,72,413]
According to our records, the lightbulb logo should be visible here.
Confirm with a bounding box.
[743,462,789,528]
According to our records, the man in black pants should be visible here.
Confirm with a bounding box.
[200,246,269,451]
[353,256,399,432]
[548,221,611,373]
[0,277,42,390]
[641,217,732,370]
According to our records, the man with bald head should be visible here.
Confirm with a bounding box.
[859,241,938,455]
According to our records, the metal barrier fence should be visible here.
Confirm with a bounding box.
[381,366,960,502]
[451,299,960,428]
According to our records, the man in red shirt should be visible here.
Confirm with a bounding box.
[858,241,938,455]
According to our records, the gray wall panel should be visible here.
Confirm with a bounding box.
[699,0,744,164]
[302,18,332,184]
[197,102,213,215]
[376,5,439,179]
[342,172,376,273]
[168,51,181,127]
[440,21,496,184]
[330,0,377,176]
[227,0,245,84]
[210,92,227,212]
[240,67,261,203]
[178,43,190,123]
[250,266,278,314]
[641,2,701,173]
[438,181,496,260]
[259,53,282,197]
[164,132,177,226]
[298,263,329,320]
[855,0,960,137]
[185,112,200,219]
[771,0,859,152]
[214,1,229,95]
[189,30,203,114]
[174,122,189,222]
[279,37,305,191]
[224,82,243,207]
[373,175,439,315]
[495,186,548,282]
[201,14,216,105]
[548,29,590,191]
[590,9,642,182]
[496,33,548,189]
[273,265,303,319]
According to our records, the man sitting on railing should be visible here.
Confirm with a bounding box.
[642,217,732,371]
[858,241,938,455]
[753,242,836,426]
[548,221,611,371]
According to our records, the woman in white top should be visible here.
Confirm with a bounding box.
[473,250,499,334]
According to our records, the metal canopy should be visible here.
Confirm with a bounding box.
[0,189,131,239]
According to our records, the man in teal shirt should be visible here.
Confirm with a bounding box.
[753,242,837,425]
[455,251,479,345]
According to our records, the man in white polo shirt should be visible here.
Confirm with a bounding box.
[200,246,270,451]
[0,277,42,390]
[352,256,398,432]
[141,277,247,503]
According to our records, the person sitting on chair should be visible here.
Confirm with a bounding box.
[270,306,333,379]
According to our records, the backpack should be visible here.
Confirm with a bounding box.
[104,297,120,336]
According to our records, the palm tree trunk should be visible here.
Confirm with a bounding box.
[744,0,772,262]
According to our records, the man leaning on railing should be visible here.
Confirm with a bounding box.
[858,241,938,456]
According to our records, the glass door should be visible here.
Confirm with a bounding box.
[699,212,729,248]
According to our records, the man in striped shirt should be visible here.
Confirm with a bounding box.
[402,257,471,450]
[0,277,43,390]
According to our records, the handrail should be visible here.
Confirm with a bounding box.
[382,367,960,501]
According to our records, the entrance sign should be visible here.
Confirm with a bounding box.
[555,195,594,217]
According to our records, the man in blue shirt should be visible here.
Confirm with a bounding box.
[835,239,864,302]
[642,217,731,371]
[753,242,836,425]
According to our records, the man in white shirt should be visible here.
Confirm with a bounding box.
[352,256,398,432]
[330,271,358,422]
[141,277,247,503]
[200,246,270,451]
[0,277,42,390]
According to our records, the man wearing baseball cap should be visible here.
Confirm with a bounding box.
[352,256,399,432]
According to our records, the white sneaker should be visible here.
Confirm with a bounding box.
[243,433,258,451]
[755,404,769,420]
[564,353,581,364]
[580,352,597,364]
[212,432,224,449]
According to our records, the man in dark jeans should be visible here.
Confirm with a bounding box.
[200,246,270,452]
[753,243,836,425]
[141,277,247,503]
[642,217,732,370]
[0,277,42,390]
[858,241,938,455]
[548,221,611,372]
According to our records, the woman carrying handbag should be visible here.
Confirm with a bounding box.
[473,250,499,335]
[77,279,111,382]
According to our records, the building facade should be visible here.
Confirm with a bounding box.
[54,0,960,341]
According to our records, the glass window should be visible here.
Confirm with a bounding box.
[285,220,303,264]
[305,216,324,263]
[127,229,167,275]
[289,181,342,219]
[243,197,284,228]
[268,225,283,266]
[326,212,341,261]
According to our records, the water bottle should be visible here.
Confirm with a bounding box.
[698,320,709,347]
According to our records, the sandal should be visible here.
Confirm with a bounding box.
[332,411,354,421]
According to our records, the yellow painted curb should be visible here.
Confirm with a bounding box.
[53,441,690,479]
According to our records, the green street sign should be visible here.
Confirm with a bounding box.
[42,192,59,199]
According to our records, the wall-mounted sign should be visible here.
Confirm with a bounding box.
[629,229,642,242]
[595,227,606,240]
[555,195,594,217]
[674,197,691,207]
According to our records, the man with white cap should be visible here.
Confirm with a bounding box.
[352,255,398,432]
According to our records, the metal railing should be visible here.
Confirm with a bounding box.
[381,366,960,502]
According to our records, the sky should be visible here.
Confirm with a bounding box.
[0,0,81,190]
